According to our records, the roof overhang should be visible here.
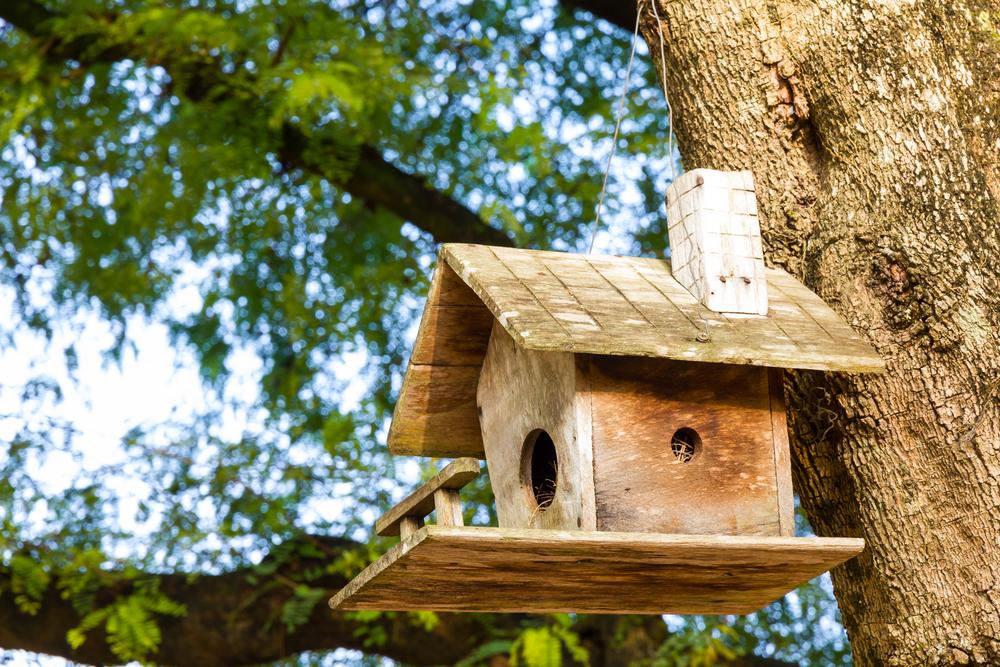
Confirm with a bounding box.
[388,244,885,458]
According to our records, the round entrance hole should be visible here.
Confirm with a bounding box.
[670,427,702,463]
[522,429,558,511]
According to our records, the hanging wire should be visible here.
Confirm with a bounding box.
[587,0,679,254]
[648,0,676,181]
[587,8,642,254]
[583,2,711,341]
[647,0,711,343]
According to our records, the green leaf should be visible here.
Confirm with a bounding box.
[281,585,327,632]
[10,554,50,615]
[456,639,515,667]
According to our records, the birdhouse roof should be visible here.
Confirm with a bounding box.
[389,244,883,458]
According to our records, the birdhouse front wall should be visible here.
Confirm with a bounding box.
[587,356,790,536]
[476,322,598,531]
[477,320,794,537]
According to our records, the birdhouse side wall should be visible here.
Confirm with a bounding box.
[476,322,597,530]
[586,356,787,536]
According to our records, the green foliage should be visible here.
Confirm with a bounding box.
[282,584,327,632]
[455,639,516,667]
[652,622,742,667]
[9,554,51,615]
[346,610,390,649]
[56,549,107,614]
[510,616,589,667]
[409,609,440,633]
[62,575,186,662]
[84,589,186,662]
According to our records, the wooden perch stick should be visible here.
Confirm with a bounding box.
[375,458,481,537]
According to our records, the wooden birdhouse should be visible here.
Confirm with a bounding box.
[331,169,883,616]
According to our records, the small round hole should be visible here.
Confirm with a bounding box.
[670,427,702,463]
[522,429,558,511]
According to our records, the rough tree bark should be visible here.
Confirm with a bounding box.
[634,0,1000,664]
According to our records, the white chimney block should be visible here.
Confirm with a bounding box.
[666,168,768,316]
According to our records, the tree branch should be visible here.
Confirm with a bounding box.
[558,0,635,32]
[0,537,512,666]
[0,537,801,667]
[0,0,513,247]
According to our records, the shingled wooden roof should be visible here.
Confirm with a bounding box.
[389,244,884,458]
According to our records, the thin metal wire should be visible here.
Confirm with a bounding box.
[649,0,676,181]
[649,1,710,342]
[587,8,642,255]
[639,0,712,343]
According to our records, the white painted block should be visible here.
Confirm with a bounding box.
[665,168,768,315]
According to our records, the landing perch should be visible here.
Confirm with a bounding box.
[329,526,864,615]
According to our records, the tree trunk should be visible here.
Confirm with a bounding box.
[638,1,1000,664]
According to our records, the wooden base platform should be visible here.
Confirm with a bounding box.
[329,526,863,615]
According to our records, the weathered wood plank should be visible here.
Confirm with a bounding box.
[438,245,884,372]
[387,364,484,457]
[768,369,795,537]
[329,526,865,614]
[409,304,494,367]
[399,516,423,540]
[391,245,884,458]
[476,322,597,531]
[433,489,464,527]
[492,248,607,340]
[666,169,768,315]
[375,458,481,537]
[588,356,781,536]
[442,244,569,345]
[389,257,494,457]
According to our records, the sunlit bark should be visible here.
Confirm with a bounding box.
[635,1,1000,663]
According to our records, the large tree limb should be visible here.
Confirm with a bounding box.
[0,0,513,247]
[636,0,1000,663]
[0,540,798,667]
[0,536,512,666]
[559,0,635,31]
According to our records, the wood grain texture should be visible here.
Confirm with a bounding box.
[768,369,795,537]
[375,458,480,537]
[387,364,485,458]
[442,244,884,372]
[398,516,423,540]
[329,526,865,614]
[588,356,781,536]
[666,169,768,315]
[476,322,597,530]
[387,261,493,457]
[433,489,463,527]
